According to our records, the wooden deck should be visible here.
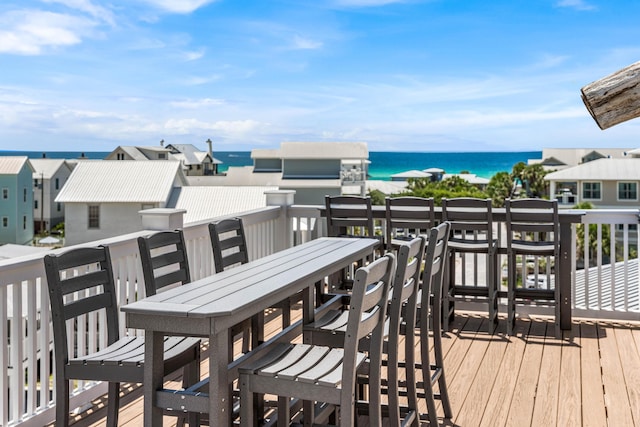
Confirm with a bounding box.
[55,309,640,427]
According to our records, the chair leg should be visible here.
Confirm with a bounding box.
[182,357,201,427]
[487,250,498,332]
[239,374,256,427]
[281,300,291,328]
[56,376,70,427]
[507,253,516,336]
[106,382,120,427]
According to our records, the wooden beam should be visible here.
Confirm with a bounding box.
[581,60,640,129]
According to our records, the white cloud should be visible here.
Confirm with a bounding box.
[170,98,226,109]
[41,0,116,25]
[139,0,218,14]
[555,0,597,11]
[164,118,261,134]
[0,10,95,55]
[292,35,323,50]
[183,48,206,61]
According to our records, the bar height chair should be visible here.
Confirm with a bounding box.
[239,253,396,427]
[416,221,453,426]
[505,198,561,337]
[44,245,201,427]
[441,197,499,332]
[385,196,435,251]
[209,217,300,350]
[324,195,381,295]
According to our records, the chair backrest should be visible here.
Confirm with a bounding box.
[137,230,191,297]
[441,197,493,245]
[421,222,452,329]
[342,253,396,396]
[390,236,426,333]
[385,196,435,249]
[505,198,559,251]
[44,246,120,365]
[209,217,250,273]
[325,195,374,238]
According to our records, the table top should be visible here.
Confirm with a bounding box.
[123,237,378,327]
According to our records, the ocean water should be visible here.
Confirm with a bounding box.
[0,150,540,181]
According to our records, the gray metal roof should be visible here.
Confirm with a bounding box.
[56,160,184,203]
[0,156,31,175]
[30,159,70,179]
[545,158,640,181]
[167,186,277,224]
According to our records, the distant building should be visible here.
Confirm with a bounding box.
[224,142,370,204]
[528,147,633,171]
[56,161,187,245]
[545,155,640,208]
[105,139,223,176]
[0,157,34,244]
[30,158,73,233]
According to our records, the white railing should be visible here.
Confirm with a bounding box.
[2,202,639,426]
[0,206,283,427]
[572,209,640,319]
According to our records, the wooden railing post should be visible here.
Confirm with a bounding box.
[265,190,296,251]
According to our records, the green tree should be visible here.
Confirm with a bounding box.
[404,176,486,205]
[486,171,513,207]
[574,202,611,265]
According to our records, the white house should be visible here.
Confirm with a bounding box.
[545,157,640,208]
[105,140,223,177]
[30,158,73,233]
[56,161,187,245]
[0,157,34,245]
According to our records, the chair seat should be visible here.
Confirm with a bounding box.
[448,239,496,252]
[67,336,201,382]
[242,343,366,390]
[510,241,556,254]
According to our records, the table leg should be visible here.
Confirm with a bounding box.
[144,331,164,427]
[210,328,231,426]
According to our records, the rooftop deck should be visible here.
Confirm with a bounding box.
[54,310,640,427]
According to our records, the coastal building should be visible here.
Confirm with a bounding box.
[545,156,640,208]
[0,156,34,245]
[56,160,187,245]
[105,139,223,176]
[212,142,369,204]
[30,158,73,233]
[528,147,633,171]
[390,170,432,181]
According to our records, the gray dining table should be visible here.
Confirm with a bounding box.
[122,236,379,426]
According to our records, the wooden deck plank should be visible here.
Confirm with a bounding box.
[454,320,509,426]
[531,320,562,426]
[599,321,635,426]
[579,320,607,427]
[615,323,640,424]
[61,311,640,427]
[478,317,532,427]
[504,318,547,427]
[557,322,582,427]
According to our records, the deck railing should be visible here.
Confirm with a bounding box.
[0,198,638,426]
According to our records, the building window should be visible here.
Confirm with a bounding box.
[23,215,26,230]
[2,188,7,199]
[88,205,100,229]
[34,200,38,209]
[57,203,61,212]
[34,179,38,188]
[141,203,155,210]
[583,182,601,200]
[2,217,7,227]
[158,153,166,159]
[55,178,59,190]
[23,188,27,202]
[618,182,637,200]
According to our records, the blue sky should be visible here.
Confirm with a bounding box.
[1,0,640,153]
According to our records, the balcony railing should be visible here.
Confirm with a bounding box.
[0,197,638,426]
